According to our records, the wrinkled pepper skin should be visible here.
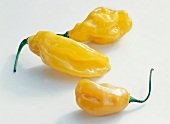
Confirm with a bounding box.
[75,69,154,116]
[75,79,130,116]
[28,31,110,77]
[69,7,132,44]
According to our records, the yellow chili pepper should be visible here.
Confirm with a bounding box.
[13,31,110,77]
[67,7,132,44]
[75,69,154,116]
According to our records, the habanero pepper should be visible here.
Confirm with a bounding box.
[13,31,110,77]
[75,69,154,116]
[59,7,132,44]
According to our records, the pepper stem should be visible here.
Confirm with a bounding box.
[57,31,69,38]
[129,68,154,103]
[13,38,28,72]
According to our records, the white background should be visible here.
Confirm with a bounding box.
[0,0,170,124]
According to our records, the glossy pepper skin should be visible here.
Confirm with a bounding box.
[13,31,110,77]
[68,7,132,44]
[76,79,129,116]
[75,69,154,116]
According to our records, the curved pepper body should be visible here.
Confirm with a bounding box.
[69,7,132,44]
[28,31,110,77]
[75,79,130,116]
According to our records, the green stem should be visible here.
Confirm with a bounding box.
[13,38,28,72]
[57,31,69,38]
[129,68,154,103]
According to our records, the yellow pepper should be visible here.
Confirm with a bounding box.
[75,69,154,116]
[68,7,132,44]
[13,31,110,77]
